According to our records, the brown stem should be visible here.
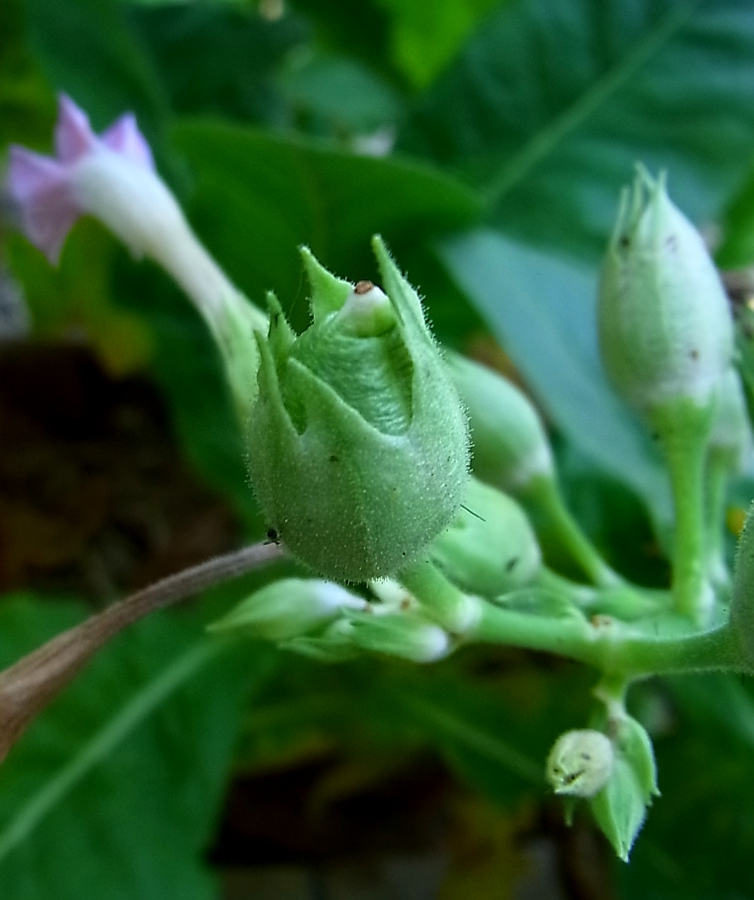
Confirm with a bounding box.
[0,541,285,763]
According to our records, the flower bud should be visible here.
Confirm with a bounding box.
[546,729,614,798]
[598,167,733,417]
[347,611,451,662]
[446,353,554,492]
[247,237,470,581]
[207,578,365,642]
[430,476,541,596]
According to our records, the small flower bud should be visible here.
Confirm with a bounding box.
[207,578,365,642]
[247,237,470,582]
[347,611,451,662]
[447,353,554,492]
[546,729,614,798]
[430,476,541,596]
[598,167,733,416]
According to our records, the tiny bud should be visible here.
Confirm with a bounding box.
[598,167,733,416]
[430,476,542,596]
[546,729,614,798]
[347,612,451,662]
[207,578,365,642]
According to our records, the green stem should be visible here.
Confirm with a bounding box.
[534,568,667,621]
[469,600,752,678]
[521,475,623,588]
[652,400,715,624]
[705,449,732,594]
[399,558,480,634]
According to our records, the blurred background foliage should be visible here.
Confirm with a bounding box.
[3,0,754,897]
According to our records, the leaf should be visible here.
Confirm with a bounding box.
[437,229,672,531]
[132,3,308,125]
[405,0,754,259]
[0,594,275,899]
[21,0,169,146]
[280,53,404,134]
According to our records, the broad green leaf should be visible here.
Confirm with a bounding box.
[171,118,483,327]
[21,0,169,146]
[0,594,275,899]
[405,0,754,259]
[437,229,672,531]
[132,3,308,125]
[280,53,404,134]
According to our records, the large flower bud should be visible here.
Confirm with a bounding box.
[598,167,733,417]
[247,237,470,582]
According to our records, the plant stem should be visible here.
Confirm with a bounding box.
[0,541,284,763]
[521,475,623,587]
[652,400,715,624]
[399,558,481,634]
[469,599,752,678]
[705,449,732,594]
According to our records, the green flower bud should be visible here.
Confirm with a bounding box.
[598,168,733,417]
[247,237,470,582]
[447,353,554,492]
[430,476,541,596]
[347,610,451,662]
[546,729,614,798]
[207,578,366,641]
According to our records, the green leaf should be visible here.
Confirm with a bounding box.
[437,229,672,531]
[172,118,483,327]
[0,595,275,899]
[21,0,169,145]
[405,0,754,258]
[133,3,308,125]
[280,53,404,134]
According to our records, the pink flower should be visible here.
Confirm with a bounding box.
[7,94,267,423]
[8,95,156,263]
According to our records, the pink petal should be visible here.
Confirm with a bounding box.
[101,113,154,170]
[7,146,82,264]
[54,94,98,164]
